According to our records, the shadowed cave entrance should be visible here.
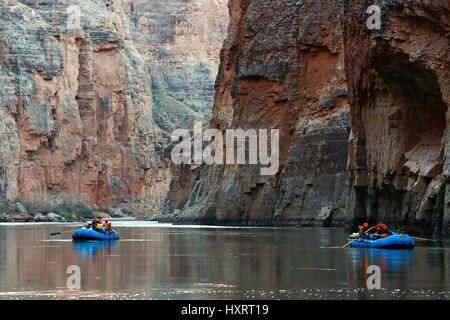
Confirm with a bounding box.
[359,52,447,235]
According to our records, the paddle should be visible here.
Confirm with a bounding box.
[342,226,374,248]
[110,229,123,239]
[364,226,374,234]
[50,228,80,237]
[387,230,432,242]
[410,236,431,241]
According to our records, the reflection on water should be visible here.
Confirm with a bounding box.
[72,241,118,263]
[0,222,448,300]
[351,248,415,276]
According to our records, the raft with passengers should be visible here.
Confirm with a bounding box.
[72,219,121,241]
[344,222,416,249]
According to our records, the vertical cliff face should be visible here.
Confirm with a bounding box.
[0,0,171,213]
[128,0,229,133]
[344,0,449,235]
[0,0,229,215]
[166,0,351,226]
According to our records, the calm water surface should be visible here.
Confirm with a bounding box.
[0,222,448,300]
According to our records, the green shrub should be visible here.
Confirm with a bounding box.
[52,206,73,219]
[0,201,20,215]
[52,204,95,220]
[74,205,95,219]
[434,181,446,210]
[20,195,95,220]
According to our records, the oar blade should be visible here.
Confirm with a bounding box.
[50,228,80,237]
[411,236,430,241]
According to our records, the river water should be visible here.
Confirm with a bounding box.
[0,221,448,300]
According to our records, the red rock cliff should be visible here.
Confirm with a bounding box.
[166,0,351,226]
[0,0,228,216]
[0,0,170,214]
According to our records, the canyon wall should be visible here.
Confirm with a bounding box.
[165,0,351,226]
[344,0,449,235]
[2,0,447,230]
[0,0,228,215]
[0,0,168,214]
[128,0,229,133]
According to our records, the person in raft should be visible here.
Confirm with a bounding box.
[95,220,113,234]
[84,218,101,230]
[84,219,114,234]
[85,219,109,233]
[101,220,113,234]
[373,222,392,238]
[105,221,112,234]
[358,222,369,236]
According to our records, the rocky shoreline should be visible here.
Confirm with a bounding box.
[0,199,144,223]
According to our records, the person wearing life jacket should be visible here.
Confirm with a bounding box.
[379,233,391,238]
[104,221,113,234]
[93,219,104,232]
[88,218,100,230]
[99,220,110,234]
[374,222,388,230]
[358,222,369,236]
[374,222,392,238]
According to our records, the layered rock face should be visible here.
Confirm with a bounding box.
[166,0,351,226]
[128,0,229,133]
[0,0,171,213]
[344,0,449,235]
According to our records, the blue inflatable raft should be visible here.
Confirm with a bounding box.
[72,228,120,241]
[349,234,415,249]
